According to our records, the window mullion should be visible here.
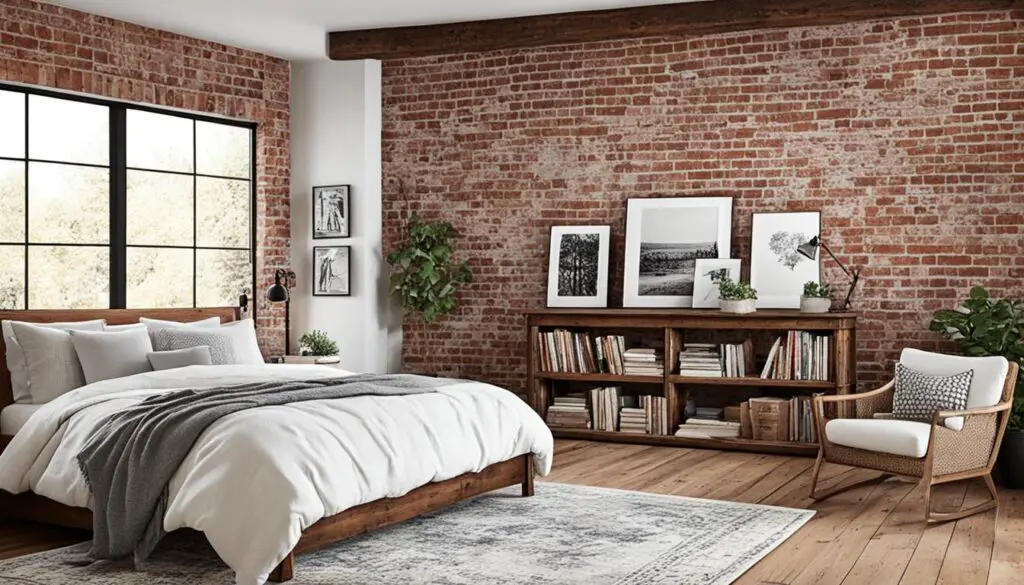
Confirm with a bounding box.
[110,107,127,309]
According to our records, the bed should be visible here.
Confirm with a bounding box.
[0,307,553,584]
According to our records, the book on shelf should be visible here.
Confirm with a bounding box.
[623,347,664,376]
[589,386,621,432]
[760,331,831,381]
[677,343,723,377]
[675,418,741,439]
[641,394,669,435]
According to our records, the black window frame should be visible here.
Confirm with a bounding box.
[0,82,258,313]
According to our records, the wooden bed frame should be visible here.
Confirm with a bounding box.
[0,307,535,582]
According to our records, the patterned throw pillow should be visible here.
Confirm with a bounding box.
[151,329,238,365]
[892,363,972,422]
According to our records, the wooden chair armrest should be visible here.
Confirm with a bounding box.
[930,401,1013,424]
[816,380,895,404]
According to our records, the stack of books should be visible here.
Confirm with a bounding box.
[692,406,724,421]
[760,331,831,381]
[623,348,664,376]
[619,394,646,434]
[589,387,621,432]
[675,419,741,438]
[677,344,722,377]
[545,395,590,429]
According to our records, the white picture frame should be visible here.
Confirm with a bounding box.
[750,211,821,309]
[546,226,611,308]
[692,258,742,309]
[313,185,350,239]
[623,197,733,308]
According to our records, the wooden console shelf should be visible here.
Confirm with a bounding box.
[525,308,857,457]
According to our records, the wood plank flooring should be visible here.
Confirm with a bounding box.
[0,439,1018,585]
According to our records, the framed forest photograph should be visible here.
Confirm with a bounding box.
[313,246,351,296]
[546,225,611,308]
[313,185,350,239]
[622,197,733,308]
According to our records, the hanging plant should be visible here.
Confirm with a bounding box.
[386,212,473,323]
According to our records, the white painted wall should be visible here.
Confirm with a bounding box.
[290,60,398,373]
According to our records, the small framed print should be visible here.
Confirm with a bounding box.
[313,246,351,296]
[313,185,350,239]
[750,211,821,308]
[546,225,611,308]
[692,258,742,309]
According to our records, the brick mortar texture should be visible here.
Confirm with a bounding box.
[382,10,1024,394]
[0,0,290,357]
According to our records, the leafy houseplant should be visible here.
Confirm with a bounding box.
[711,273,758,314]
[299,330,339,357]
[387,212,473,323]
[801,281,833,313]
[929,286,1024,487]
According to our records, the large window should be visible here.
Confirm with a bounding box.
[0,86,255,310]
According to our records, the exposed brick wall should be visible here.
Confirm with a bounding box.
[383,10,1024,394]
[0,0,290,356]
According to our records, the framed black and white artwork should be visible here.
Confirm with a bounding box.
[692,258,742,309]
[750,211,821,308]
[313,246,351,297]
[546,225,611,308]
[623,197,733,308]
[312,185,350,239]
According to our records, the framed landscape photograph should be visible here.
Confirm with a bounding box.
[312,185,350,239]
[623,197,733,308]
[692,258,742,309]
[546,225,611,308]
[313,246,351,296]
[750,211,821,308]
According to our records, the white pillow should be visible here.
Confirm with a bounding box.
[147,346,213,371]
[2,319,105,404]
[140,316,221,330]
[104,322,148,332]
[219,319,264,364]
[69,328,154,385]
[7,322,94,404]
[150,320,263,365]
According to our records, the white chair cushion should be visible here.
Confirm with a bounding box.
[900,348,1009,431]
[825,418,933,458]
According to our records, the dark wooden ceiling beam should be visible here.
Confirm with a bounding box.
[328,0,1019,60]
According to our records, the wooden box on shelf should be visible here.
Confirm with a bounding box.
[524,308,857,457]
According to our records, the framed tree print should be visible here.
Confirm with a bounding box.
[750,211,821,308]
[313,246,351,296]
[622,197,733,308]
[313,185,350,239]
[546,225,611,308]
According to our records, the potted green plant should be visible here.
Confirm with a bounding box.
[290,330,340,365]
[711,273,758,314]
[930,286,1024,488]
[387,212,473,323]
[801,281,833,313]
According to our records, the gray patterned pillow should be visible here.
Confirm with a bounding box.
[893,363,972,422]
[151,329,238,365]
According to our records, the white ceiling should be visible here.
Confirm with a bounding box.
[46,0,701,61]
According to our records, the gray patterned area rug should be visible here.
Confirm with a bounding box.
[0,482,813,585]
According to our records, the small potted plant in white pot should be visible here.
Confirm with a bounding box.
[712,273,758,314]
[801,281,833,313]
[289,330,340,365]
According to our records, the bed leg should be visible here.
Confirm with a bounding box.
[522,455,535,497]
[268,552,295,583]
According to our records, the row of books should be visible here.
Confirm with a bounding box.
[761,331,830,381]
[621,395,669,435]
[535,330,630,374]
[743,396,819,443]
[677,341,755,378]
[546,387,670,435]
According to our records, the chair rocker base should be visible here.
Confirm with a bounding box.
[924,473,998,524]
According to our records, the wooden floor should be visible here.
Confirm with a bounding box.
[0,440,1021,584]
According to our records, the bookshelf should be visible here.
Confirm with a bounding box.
[525,308,857,457]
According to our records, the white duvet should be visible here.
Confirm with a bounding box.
[0,365,554,584]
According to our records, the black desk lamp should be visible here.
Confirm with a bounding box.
[266,269,292,356]
[797,236,861,310]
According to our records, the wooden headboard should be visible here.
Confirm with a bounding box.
[0,307,238,411]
